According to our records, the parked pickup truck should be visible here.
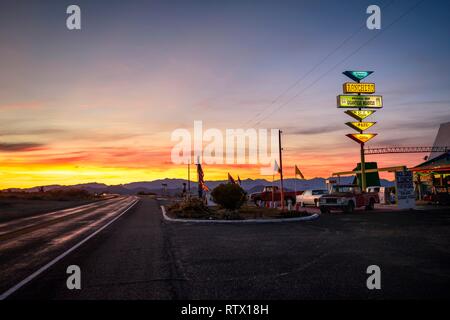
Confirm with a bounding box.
[249,186,303,205]
[296,189,328,207]
[318,184,379,213]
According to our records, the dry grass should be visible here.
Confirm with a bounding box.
[0,189,95,201]
[0,189,99,222]
[167,198,213,219]
[237,205,310,219]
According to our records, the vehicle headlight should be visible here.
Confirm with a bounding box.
[320,198,325,203]
[337,198,345,204]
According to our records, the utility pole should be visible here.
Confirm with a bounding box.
[187,162,191,197]
[278,129,285,210]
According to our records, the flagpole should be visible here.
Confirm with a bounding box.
[294,171,297,196]
[278,129,285,210]
[196,156,202,199]
[187,162,190,198]
[272,173,275,206]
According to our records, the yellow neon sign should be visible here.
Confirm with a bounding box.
[345,110,376,121]
[343,82,375,94]
[346,133,377,144]
[337,95,383,108]
[345,122,376,132]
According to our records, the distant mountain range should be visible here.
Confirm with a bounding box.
[2,177,394,196]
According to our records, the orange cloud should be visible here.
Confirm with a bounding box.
[0,101,42,110]
[0,130,428,189]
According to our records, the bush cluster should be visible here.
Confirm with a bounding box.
[168,197,212,219]
[210,183,247,211]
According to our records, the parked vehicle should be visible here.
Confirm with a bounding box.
[366,186,390,204]
[319,184,379,213]
[296,189,328,207]
[424,193,450,205]
[366,186,381,193]
[249,186,303,205]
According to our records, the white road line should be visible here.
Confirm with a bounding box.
[0,197,140,300]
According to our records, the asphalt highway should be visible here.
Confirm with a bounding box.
[2,197,450,299]
[0,195,138,298]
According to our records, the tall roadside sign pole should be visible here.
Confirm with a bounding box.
[337,71,382,191]
[360,133,366,191]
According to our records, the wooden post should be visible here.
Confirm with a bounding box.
[279,129,285,210]
[361,142,367,191]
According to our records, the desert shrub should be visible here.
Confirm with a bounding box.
[168,197,211,219]
[0,189,94,201]
[46,189,93,201]
[211,183,247,211]
[137,191,156,196]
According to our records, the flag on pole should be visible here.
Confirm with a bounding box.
[273,160,281,174]
[227,173,236,184]
[197,161,208,196]
[295,165,305,179]
[237,176,242,186]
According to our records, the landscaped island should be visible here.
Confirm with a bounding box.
[167,198,312,220]
[166,183,315,221]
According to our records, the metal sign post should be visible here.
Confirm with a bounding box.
[360,143,366,191]
[338,70,383,191]
[278,130,285,210]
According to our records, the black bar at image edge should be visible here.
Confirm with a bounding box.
[0,300,446,319]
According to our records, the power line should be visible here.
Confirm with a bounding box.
[245,0,396,128]
[252,0,425,127]
[247,23,365,125]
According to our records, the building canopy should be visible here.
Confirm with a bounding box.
[411,152,450,174]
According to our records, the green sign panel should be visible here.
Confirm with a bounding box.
[343,71,373,82]
[353,162,381,189]
[337,95,383,108]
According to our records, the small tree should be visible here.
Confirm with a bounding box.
[211,183,247,211]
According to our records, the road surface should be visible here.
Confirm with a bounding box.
[2,197,450,299]
[0,195,138,298]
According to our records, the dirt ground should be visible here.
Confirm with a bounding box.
[0,198,96,222]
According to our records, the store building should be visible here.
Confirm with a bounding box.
[411,122,450,204]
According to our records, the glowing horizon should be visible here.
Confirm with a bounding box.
[0,145,427,189]
[0,1,448,189]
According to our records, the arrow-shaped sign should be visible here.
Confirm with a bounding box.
[345,121,376,132]
[345,110,376,121]
[346,133,377,144]
[343,71,373,82]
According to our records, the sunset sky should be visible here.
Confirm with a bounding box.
[0,0,449,189]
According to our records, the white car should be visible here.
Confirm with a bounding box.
[297,189,328,207]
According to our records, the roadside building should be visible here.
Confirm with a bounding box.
[429,122,450,159]
[411,151,450,203]
[411,122,450,204]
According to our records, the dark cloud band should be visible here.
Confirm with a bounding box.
[0,142,45,152]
